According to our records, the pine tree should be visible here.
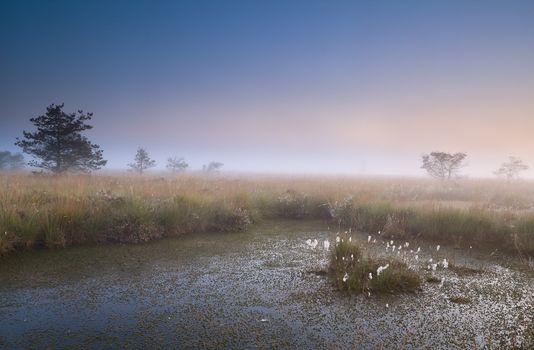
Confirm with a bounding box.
[15,103,107,173]
[166,156,188,172]
[494,156,529,181]
[128,147,156,174]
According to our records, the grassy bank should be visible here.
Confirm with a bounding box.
[331,200,534,257]
[1,172,534,257]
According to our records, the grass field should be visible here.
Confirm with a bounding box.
[1,172,534,258]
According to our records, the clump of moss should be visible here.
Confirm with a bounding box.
[330,241,421,294]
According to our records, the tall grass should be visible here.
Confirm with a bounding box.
[331,201,534,256]
[1,172,534,257]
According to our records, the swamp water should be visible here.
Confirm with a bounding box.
[0,221,532,349]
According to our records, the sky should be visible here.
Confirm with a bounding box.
[1,0,533,177]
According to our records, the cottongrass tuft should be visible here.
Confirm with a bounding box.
[330,240,421,294]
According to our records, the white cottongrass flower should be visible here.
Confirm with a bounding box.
[415,255,418,261]
[436,245,440,251]
[378,230,381,235]
[385,303,389,308]
[417,247,421,253]
[390,240,394,245]
[404,242,409,248]
[343,273,349,282]
[323,240,330,250]
[305,239,318,248]
[350,254,354,260]
[368,235,371,243]
[368,272,373,280]
[349,236,352,242]
[336,236,340,243]
[372,239,376,243]
[392,245,396,252]
[442,259,448,269]
[431,263,437,271]
[377,263,389,276]
[428,258,433,263]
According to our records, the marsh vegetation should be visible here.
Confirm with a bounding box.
[1,173,534,259]
[1,173,534,348]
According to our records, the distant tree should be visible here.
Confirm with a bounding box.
[494,156,529,181]
[203,161,223,173]
[14,103,106,173]
[0,151,25,170]
[128,147,156,174]
[421,152,467,180]
[166,156,188,173]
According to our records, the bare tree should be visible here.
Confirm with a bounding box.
[167,156,188,173]
[421,152,467,180]
[202,161,223,173]
[494,156,529,181]
[0,151,25,170]
[128,147,156,174]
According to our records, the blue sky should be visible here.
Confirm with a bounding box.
[1,0,533,176]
